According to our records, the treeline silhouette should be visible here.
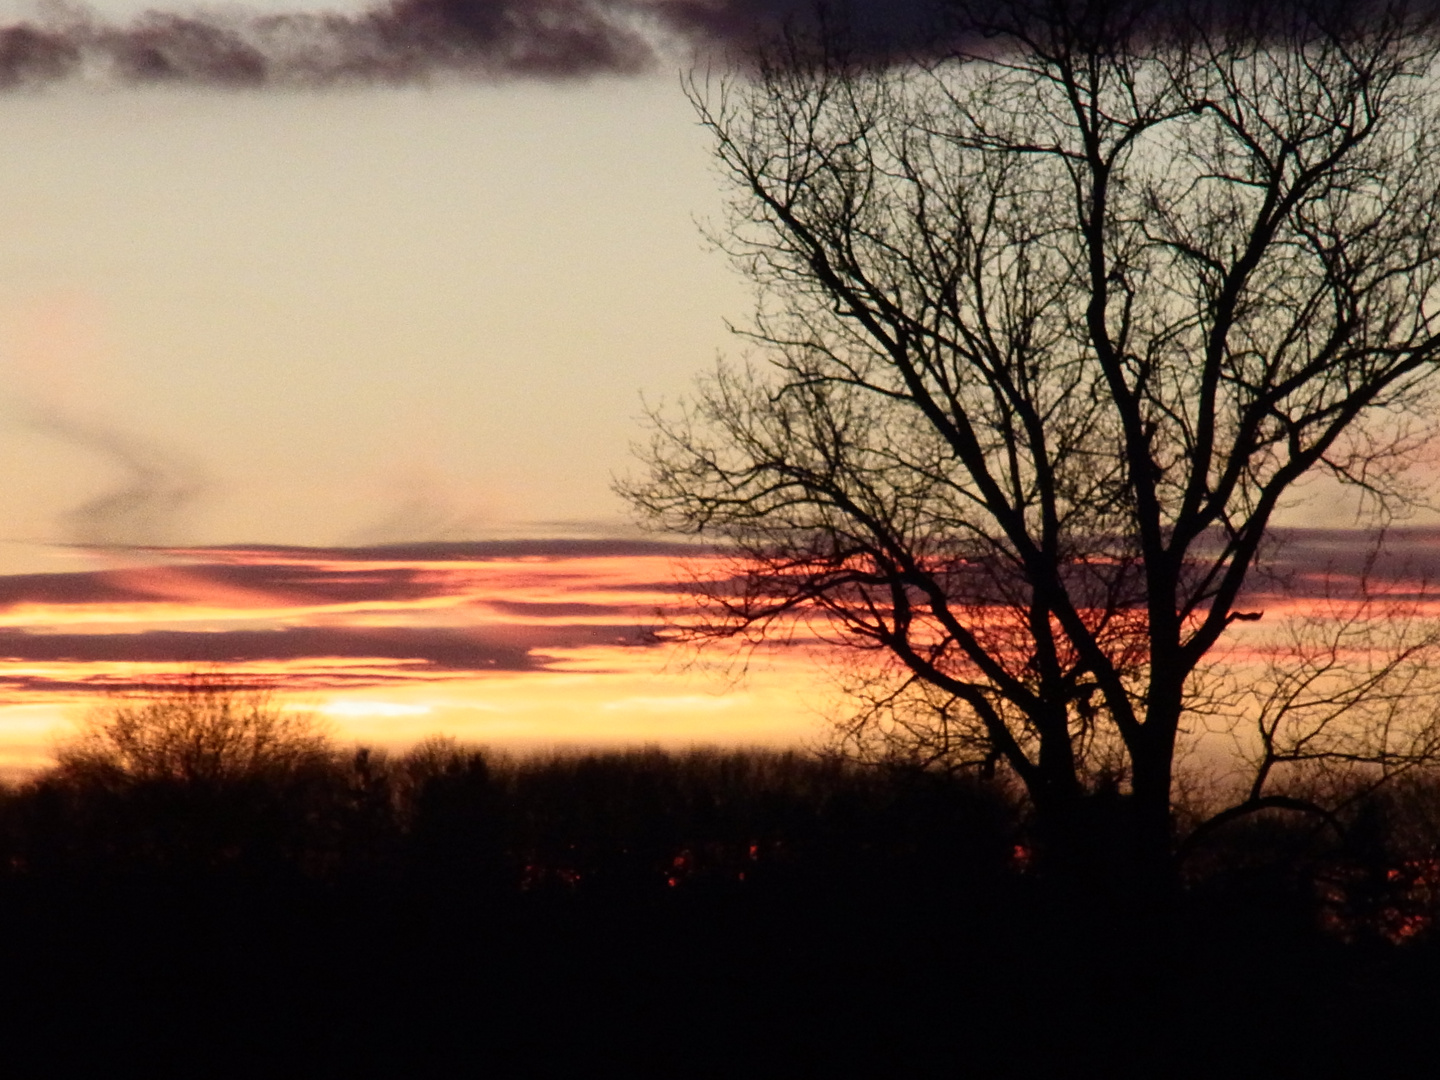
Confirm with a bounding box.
[2,731,1440,1074]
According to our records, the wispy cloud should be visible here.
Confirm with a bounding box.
[22,412,206,547]
[0,625,554,669]
[0,539,700,699]
[0,528,1423,769]
[0,527,1422,713]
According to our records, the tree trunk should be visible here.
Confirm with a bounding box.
[1129,737,1179,910]
[1028,742,1177,912]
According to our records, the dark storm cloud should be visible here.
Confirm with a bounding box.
[0,0,969,87]
[653,0,948,57]
[0,0,659,87]
[954,0,1440,49]
[0,24,82,86]
[3,0,1424,90]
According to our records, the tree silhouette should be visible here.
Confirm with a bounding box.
[46,672,337,873]
[622,0,1440,891]
[57,671,332,789]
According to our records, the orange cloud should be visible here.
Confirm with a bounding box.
[0,529,1433,775]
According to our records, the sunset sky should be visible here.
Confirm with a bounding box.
[0,0,849,770]
[0,0,1432,773]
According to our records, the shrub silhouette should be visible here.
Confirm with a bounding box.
[31,674,338,877]
[56,672,332,789]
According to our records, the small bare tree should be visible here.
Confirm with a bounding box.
[622,0,1440,889]
[58,672,333,789]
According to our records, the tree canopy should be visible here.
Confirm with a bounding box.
[623,0,1440,884]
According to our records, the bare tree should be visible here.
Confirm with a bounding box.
[621,0,1440,889]
[58,671,333,789]
[1185,557,1440,845]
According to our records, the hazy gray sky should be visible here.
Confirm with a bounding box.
[0,67,745,563]
[0,0,1421,575]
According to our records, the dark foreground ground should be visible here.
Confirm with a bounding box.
[0,747,1436,1077]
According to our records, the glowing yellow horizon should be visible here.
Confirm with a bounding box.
[0,540,838,776]
[0,530,1429,779]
